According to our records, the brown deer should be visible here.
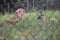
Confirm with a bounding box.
[5,8,25,26]
[6,19,18,25]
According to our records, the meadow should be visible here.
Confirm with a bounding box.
[0,10,60,40]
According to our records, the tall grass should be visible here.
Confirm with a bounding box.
[0,10,60,40]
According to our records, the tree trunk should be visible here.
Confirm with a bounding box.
[26,0,29,12]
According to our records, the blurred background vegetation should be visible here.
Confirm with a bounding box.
[0,0,60,40]
[0,0,60,14]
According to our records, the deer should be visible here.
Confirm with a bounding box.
[14,8,25,20]
[37,10,46,22]
[50,17,58,23]
[37,10,45,19]
[6,19,18,25]
[5,8,25,26]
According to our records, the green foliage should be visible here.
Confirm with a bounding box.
[0,10,60,40]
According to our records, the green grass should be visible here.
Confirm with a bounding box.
[0,10,60,40]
